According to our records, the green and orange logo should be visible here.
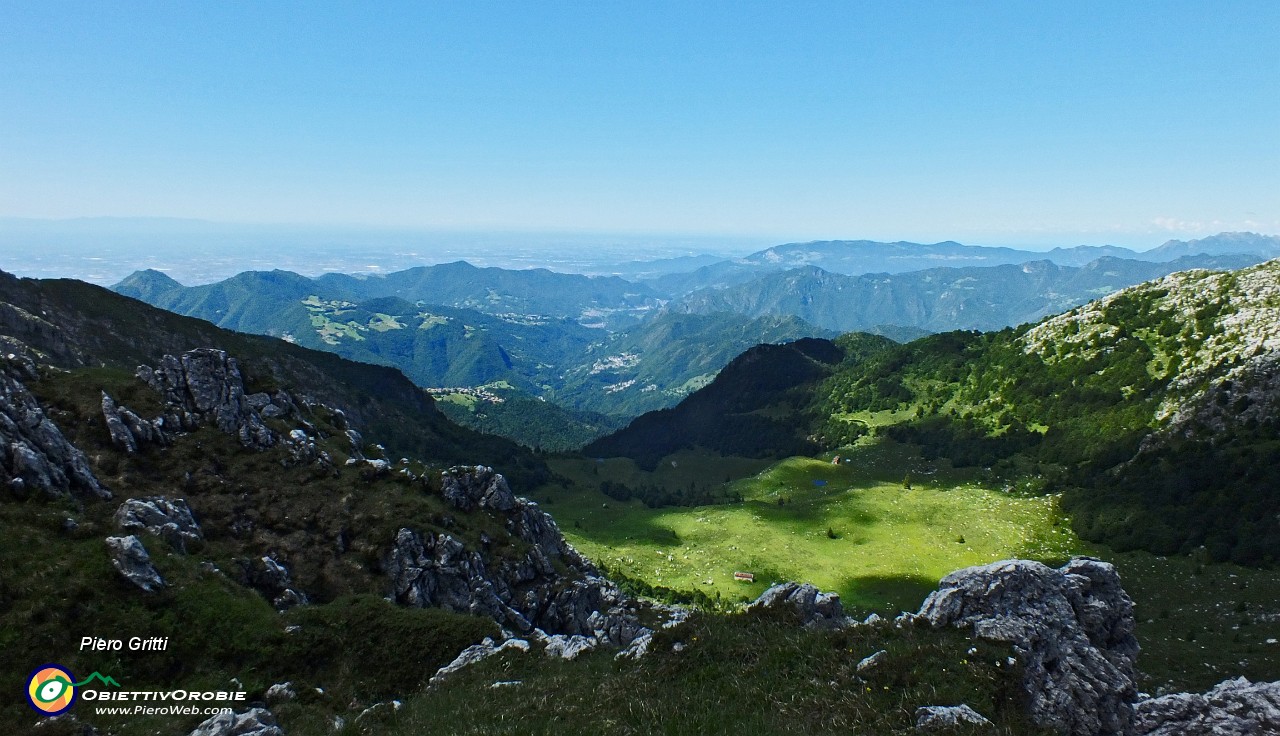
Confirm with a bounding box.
[26,664,77,715]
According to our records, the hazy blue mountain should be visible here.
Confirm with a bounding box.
[1145,232,1280,260]
[737,239,1132,273]
[593,253,734,281]
[670,254,1263,333]
[641,232,1280,296]
[641,239,1149,295]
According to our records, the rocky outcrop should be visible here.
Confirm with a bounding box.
[747,582,847,628]
[105,535,164,592]
[100,392,169,453]
[1,370,109,500]
[1134,677,1280,736]
[915,704,993,731]
[136,349,277,450]
[239,555,308,610]
[429,636,530,684]
[115,497,202,552]
[915,557,1138,736]
[281,428,331,466]
[388,466,654,649]
[186,707,283,736]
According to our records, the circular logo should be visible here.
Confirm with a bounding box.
[26,664,77,716]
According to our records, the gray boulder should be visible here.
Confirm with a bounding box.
[1134,677,1280,736]
[186,707,283,736]
[263,682,295,703]
[105,535,164,592]
[916,557,1138,736]
[114,497,201,552]
[915,704,993,731]
[540,633,599,660]
[1,371,109,499]
[747,581,847,627]
[100,392,168,453]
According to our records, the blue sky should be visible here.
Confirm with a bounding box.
[1,1,1277,247]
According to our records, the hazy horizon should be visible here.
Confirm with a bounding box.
[2,214,1275,287]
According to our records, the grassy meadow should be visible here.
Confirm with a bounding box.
[538,438,1280,691]
[542,438,1078,612]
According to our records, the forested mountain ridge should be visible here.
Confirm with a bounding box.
[112,269,832,429]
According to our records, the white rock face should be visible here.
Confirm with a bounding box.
[186,707,282,736]
[429,636,531,684]
[1134,677,1280,736]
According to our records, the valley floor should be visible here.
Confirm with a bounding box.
[536,438,1280,693]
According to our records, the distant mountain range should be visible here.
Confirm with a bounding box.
[669,254,1263,333]
[110,231,1280,449]
[641,232,1280,294]
[112,268,831,446]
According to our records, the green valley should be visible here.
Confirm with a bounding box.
[547,440,1077,611]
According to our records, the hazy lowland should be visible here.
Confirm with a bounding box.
[3,231,1280,735]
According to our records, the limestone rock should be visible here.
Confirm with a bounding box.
[915,704,993,731]
[389,466,657,648]
[114,497,201,552]
[136,349,275,450]
[1134,677,1280,736]
[386,527,531,630]
[616,632,653,660]
[264,682,295,703]
[105,535,164,592]
[917,557,1138,736]
[429,636,530,684]
[100,392,168,453]
[441,465,517,512]
[540,633,599,660]
[1,371,109,499]
[186,707,283,736]
[240,555,307,610]
[282,428,330,466]
[747,581,847,628]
